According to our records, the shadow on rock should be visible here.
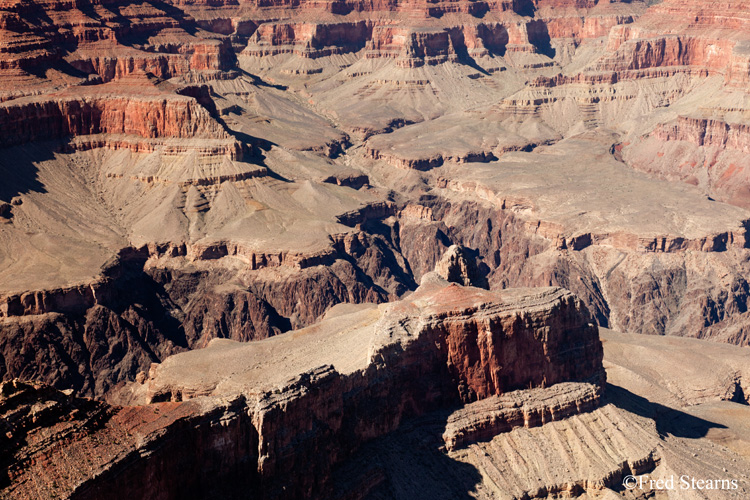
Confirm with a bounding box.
[605,383,727,439]
[0,144,51,202]
[326,409,482,500]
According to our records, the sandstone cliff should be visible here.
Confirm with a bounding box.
[1,0,750,456]
[0,86,228,148]
[1,280,605,499]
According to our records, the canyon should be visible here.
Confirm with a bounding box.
[2,280,749,499]
[2,278,608,499]
[1,0,750,497]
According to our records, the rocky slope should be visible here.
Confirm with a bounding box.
[0,279,606,499]
[1,0,750,442]
[3,286,750,500]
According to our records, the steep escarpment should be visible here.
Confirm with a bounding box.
[621,115,750,209]
[231,0,645,137]
[0,86,228,148]
[1,280,606,499]
[0,0,233,97]
[327,328,750,500]
[597,0,750,85]
[653,116,750,154]
[392,164,750,346]
[0,225,421,398]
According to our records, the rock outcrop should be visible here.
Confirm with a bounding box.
[622,116,750,208]
[442,381,602,451]
[433,244,489,289]
[1,280,605,499]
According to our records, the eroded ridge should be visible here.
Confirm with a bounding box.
[1,279,605,499]
[442,381,602,451]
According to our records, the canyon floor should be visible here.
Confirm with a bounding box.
[1,0,750,497]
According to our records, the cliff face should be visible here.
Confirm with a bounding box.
[391,281,604,402]
[654,116,750,154]
[586,0,750,87]
[1,280,605,500]
[0,88,227,148]
[0,230,417,398]
[241,12,630,69]
[0,0,643,101]
[395,187,750,347]
[0,0,233,93]
[622,116,750,208]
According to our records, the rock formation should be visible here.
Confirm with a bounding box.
[442,380,601,451]
[0,82,229,148]
[433,244,488,288]
[1,280,606,499]
[2,0,750,496]
[4,287,750,499]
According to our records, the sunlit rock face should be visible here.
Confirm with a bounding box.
[2,0,750,497]
[2,280,606,500]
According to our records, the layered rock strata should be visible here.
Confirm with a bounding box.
[386,133,750,347]
[1,279,605,499]
[0,0,232,96]
[442,381,601,451]
[0,87,228,148]
[622,115,750,209]
[3,0,750,444]
[0,234,413,398]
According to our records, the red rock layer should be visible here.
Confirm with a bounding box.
[406,283,604,402]
[622,116,750,209]
[0,0,234,94]
[0,282,605,499]
[242,15,623,64]
[0,0,647,96]
[598,0,750,85]
[0,83,228,147]
[245,20,373,58]
[236,0,518,15]
[542,13,636,40]
[654,116,750,155]
[69,40,233,83]
[229,0,644,67]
